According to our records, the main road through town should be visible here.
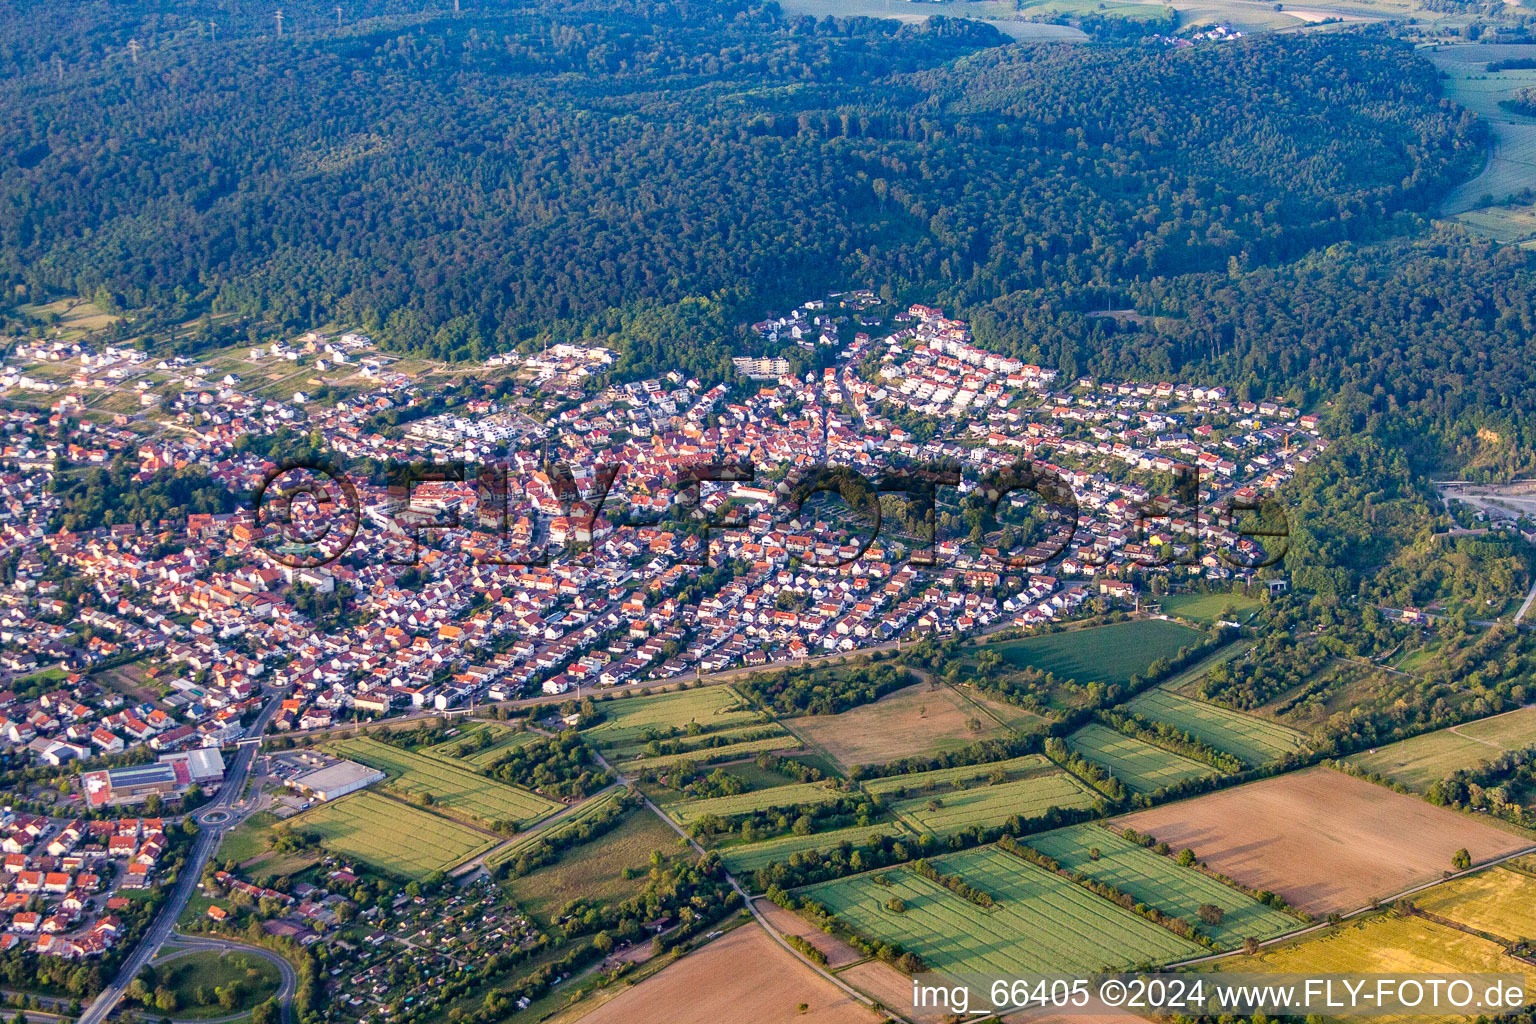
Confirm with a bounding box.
[77,692,287,1024]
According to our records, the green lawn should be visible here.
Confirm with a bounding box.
[218,811,279,865]
[985,619,1206,688]
[155,949,282,1019]
[1065,723,1215,795]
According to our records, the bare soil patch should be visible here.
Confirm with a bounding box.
[576,924,877,1024]
[1111,767,1527,914]
[754,899,864,969]
[788,682,1004,768]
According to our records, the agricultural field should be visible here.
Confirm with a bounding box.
[1411,865,1536,943]
[424,722,537,768]
[985,619,1205,688]
[1212,912,1536,1020]
[1122,688,1308,766]
[891,771,1100,836]
[862,755,1056,796]
[786,682,1010,769]
[663,781,846,827]
[1430,45,1536,216]
[486,787,628,870]
[1026,824,1299,948]
[286,791,497,879]
[618,732,801,773]
[329,736,560,827]
[720,823,913,876]
[800,848,1203,975]
[1065,723,1215,794]
[569,923,878,1024]
[582,687,762,750]
[1350,706,1536,791]
[1158,592,1261,624]
[1113,768,1529,915]
[503,807,688,923]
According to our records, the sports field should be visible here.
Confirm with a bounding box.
[800,848,1203,974]
[1114,768,1529,914]
[1026,824,1298,948]
[1411,866,1536,944]
[787,682,1011,768]
[984,619,1204,687]
[1123,688,1308,765]
[720,823,912,875]
[1159,592,1261,624]
[1065,723,1214,794]
[287,791,496,878]
[892,771,1099,835]
[329,736,560,827]
[664,781,846,827]
[582,687,761,749]
[1214,913,1536,1022]
[862,755,1055,796]
[1350,706,1536,791]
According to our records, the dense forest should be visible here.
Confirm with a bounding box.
[0,0,1482,380]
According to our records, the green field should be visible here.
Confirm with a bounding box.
[863,755,1056,796]
[329,736,560,827]
[486,788,629,869]
[1159,592,1261,624]
[720,823,913,875]
[1026,824,1298,948]
[217,811,279,864]
[287,790,497,878]
[985,619,1205,688]
[618,733,800,773]
[505,808,688,923]
[425,722,538,767]
[800,847,1203,974]
[1430,45,1536,215]
[1065,723,1214,795]
[1123,688,1308,766]
[1350,706,1536,791]
[582,687,762,749]
[892,772,1099,835]
[664,781,846,827]
[156,949,282,1019]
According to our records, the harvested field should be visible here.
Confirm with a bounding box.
[1123,688,1307,765]
[1351,706,1536,791]
[893,772,1100,835]
[720,823,912,876]
[329,736,560,827]
[800,847,1202,974]
[286,791,495,878]
[1113,768,1529,914]
[1411,866,1536,943]
[573,924,878,1024]
[582,687,761,749]
[1065,724,1214,794]
[788,682,1007,768]
[1213,913,1536,1024]
[1026,824,1297,948]
[753,899,865,968]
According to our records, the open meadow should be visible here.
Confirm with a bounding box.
[286,790,496,878]
[1113,768,1529,914]
[1158,592,1261,624]
[618,729,800,773]
[1026,824,1299,948]
[986,619,1206,688]
[1350,706,1536,790]
[891,771,1100,835]
[720,823,913,876]
[425,721,538,768]
[1122,688,1308,765]
[1065,723,1215,794]
[486,787,628,870]
[663,781,847,827]
[582,686,762,751]
[503,807,687,922]
[862,755,1057,796]
[786,681,1010,769]
[1410,865,1536,943]
[1429,45,1536,216]
[329,736,560,827]
[800,847,1203,975]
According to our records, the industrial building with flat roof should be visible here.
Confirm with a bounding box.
[287,759,384,802]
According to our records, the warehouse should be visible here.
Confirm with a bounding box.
[287,759,384,802]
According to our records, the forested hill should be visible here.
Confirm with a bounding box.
[0,0,1482,375]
